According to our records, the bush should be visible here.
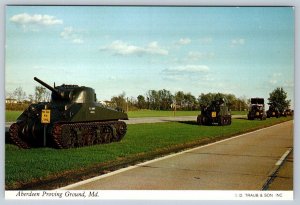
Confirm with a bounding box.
[6,103,30,111]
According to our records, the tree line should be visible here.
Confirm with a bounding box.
[109,90,249,112]
[6,86,51,110]
[6,86,291,113]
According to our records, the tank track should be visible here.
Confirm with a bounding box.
[51,121,127,149]
[218,115,231,126]
[8,121,127,149]
[196,115,231,126]
[8,122,31,149]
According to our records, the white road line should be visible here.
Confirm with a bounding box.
[275,148,292,166]
[57,121,292,190]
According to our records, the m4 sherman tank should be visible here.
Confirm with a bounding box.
[247,98,266,120]
[266,103,280,118]
[282,109,293,117]
[8,77,128,149]
[197,98,231,126]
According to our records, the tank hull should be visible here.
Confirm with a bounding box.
[197,113,231,126]
[266,110,280,118]
[248,98,266,120]
[8,102,128,149]
[196,98,232,126]
[247,110,267,120]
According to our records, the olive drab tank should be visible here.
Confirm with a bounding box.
[197,98,232,126]
[8,77,128,149]
[247,98,267,120]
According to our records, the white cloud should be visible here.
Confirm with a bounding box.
[187,51,215,61]
[162,65,211,82]
[10,13,63,26]
[199,37,213,44]
[283,80,294,88]
[60,27,84,44]
[269,73,283,85]
[100,40,168,56]
[60,27,73,38]
[231,38,245,47]
[72,38,83,44]
[177,38,191,45]
[163,65,210,75]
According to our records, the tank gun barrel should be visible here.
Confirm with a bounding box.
[34,77,59,96]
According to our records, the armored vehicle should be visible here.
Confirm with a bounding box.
[281,108,293,117]
[9,77,128,149]
[247,98,266,120]
[266,103,280,118]
[197,98,231,126]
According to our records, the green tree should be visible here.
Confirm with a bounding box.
[268,87,291,112]
[198,92,248,111]
[13,87,26,102]
[111,92,127,111]
[137,95,146,109]
[183,92,197,110]
[35,86,46,102]
[174,91,185,108]
[158,89,173,110]
[146,90,160,110]
[198,93,225,107]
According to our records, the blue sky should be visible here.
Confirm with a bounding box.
[5,6,294,107]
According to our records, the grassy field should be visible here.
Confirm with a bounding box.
[128,110,199,117]
[5,116,292,189]
[128,110,247,118]
[5,110,247,121]
[5,111,22,122]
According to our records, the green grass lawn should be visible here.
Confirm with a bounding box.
[5,116,292,189]
[127,110,200,118]
[5,111,22,122]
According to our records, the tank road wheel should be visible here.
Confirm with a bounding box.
[75,127,85,147]
[223,117,228,125]
[58,125,77,148]
[221,116,231,126]
[115,121,127,141]
[82,127,94,146]
[61,127,73,148]
[200,116,207,125]
[52,121,128,149]
[109,125,118,142]
[102,132,111,144]
[94,128,102,144]
[218,116,224,126]
[197,115,202,125]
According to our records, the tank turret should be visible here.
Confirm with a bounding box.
[9,77,128,149]
[196,98,231,126]
[247,97,267,120]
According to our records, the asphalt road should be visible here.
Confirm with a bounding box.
[60,120,293,190]
[267,150,293,190]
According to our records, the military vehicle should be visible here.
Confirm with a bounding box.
[266,103,280,118]
[8,77,128,149]
[281,108,293,117]
[197,98,231,126]
[247,98,266,120]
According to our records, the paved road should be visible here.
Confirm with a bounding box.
[60,120,293,190]
[267,150,293,190]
